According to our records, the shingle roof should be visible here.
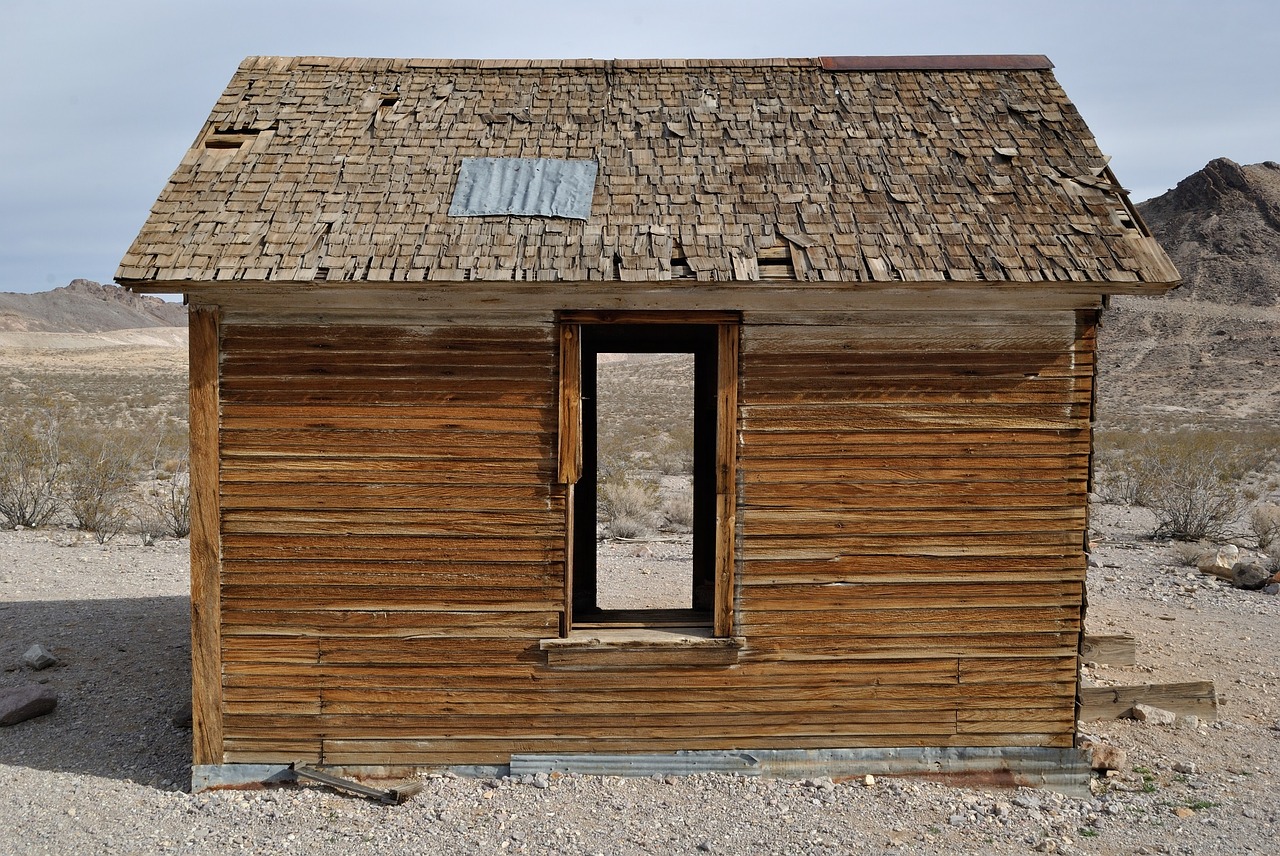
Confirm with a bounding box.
[116,56,1178,290]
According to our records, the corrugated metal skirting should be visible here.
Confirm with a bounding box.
[511,747,1092,796]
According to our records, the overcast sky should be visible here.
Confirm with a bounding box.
[1,0,1275,294]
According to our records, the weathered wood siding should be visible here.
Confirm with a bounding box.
[737,310,1095,748]
[217,323,564,763]
[210,309,1092,765]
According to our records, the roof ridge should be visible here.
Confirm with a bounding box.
[236,55,1054,74]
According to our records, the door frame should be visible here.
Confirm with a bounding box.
[557,311,738,637]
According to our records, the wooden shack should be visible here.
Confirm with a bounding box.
[116,55,1179,791]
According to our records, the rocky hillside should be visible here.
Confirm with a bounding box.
[0,279,186,333]
[1138,158,1280,306]
[1096,159,1280,427]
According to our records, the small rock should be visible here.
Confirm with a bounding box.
[1178,715,1200,730]
[1231,561,1270,590]
[1130,703,1177,726]
[1172,761,1198,775]
[948,813,966,827]
[171,702,193,728]
[1174,806,1195,818]
[0,684,58,726]
[531,773,550,789]
[1080,738,1127,772]
[22,644,58,670]
[1262,583,1280,596]
[862,774,875,787]
[1196,545,1238,579]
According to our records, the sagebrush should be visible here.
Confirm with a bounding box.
[1250,504,1280,552]
[597,473,660,539]
[0,407,190,539]
[0,406,65,528]
[1095,429,1276,541]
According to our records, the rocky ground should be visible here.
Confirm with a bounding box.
[2,515,1279,856]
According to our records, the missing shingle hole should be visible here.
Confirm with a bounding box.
[204,126,266,150]
[670,242,695,280]
[756,244,794,280]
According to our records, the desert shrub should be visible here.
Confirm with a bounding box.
[1250,504,1280,552]
[1124,431,1250,541]
[1170,540,1212,567]
[653,427,695,476]
[605,514,654,539]
[56,421,144,541]
[595,433,630,482]
[0,407,65,528]
[598,473,659,538]
[661,483,695,532]
[138,429,192,538]
[141,469,191,539]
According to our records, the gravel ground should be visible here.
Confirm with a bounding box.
[3,515,1279,855]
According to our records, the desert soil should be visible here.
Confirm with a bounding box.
[3,514,1278,856]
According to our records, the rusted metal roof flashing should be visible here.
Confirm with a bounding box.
[820,55,1054,71]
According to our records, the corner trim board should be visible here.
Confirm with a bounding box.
[189,306,223,765]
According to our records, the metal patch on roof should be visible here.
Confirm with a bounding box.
[449,158,598,220]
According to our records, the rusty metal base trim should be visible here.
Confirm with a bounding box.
[192,748,1090,797]
[511,747,1091,796]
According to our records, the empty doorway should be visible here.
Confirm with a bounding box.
[572,323,720,626]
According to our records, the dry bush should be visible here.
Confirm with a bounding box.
[1136,432,1249,541]
[140,470,191,539]
[598,473,659,539]
[1250,503,1280,552]
[56,421,144,542]
[661,483,695,532]
[1093,430,1154,505]
[0,407,65,528]
[653,427,695,477]
[0,367,191,538]
[139,428,192,538]
[1170,540,1212,567]
[605,514,655,540]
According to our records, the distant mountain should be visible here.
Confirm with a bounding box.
[1097,158,1280,427]
[1137,158,1280,306]
[0,280,186,333]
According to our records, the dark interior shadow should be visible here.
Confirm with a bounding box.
[0,596,191,791]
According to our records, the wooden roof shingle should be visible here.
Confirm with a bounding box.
[116,56,1178,291]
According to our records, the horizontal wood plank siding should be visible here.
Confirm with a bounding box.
[213,309,1090,766]
[735,310,1092,750]
[217,323,565,761]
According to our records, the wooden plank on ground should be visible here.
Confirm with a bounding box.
[1078,682,1218,721]
[1080,633,1137,666]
